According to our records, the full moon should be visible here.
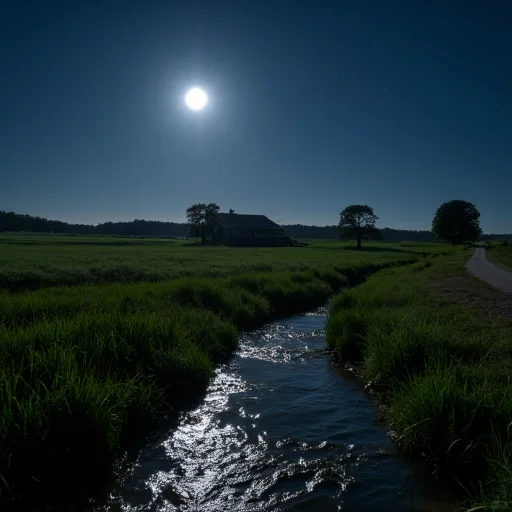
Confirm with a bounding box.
[185,87,208,110]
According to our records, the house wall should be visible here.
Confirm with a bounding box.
[229,228,241,240]
[254,229,285,237]
[212,224,288,246]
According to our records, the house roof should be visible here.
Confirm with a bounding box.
[215,213,281,230]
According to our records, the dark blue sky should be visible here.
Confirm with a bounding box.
[1,1,511,231]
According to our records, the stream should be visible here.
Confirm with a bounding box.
[94,305,454,512]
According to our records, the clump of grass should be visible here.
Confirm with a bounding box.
[389,363,512,484]
[0,351,159,503]
[326,309,369,361]
[0,308,235,503]
[329,289,357,314]
[363,315,447,388]
[473,426,512,510]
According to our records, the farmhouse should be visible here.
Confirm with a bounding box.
[211,210,289,246]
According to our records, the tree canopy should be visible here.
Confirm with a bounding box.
[338,205,379,249]
[185,203,220,244]
[432,200,482,245]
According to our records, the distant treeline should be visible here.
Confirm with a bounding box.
[0,211,509,241]
[478,233,512,241]
[0,211,189,237]
[282,224,437,242]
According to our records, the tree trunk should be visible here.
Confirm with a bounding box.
[201,226,205,245]
[356,236,362,250]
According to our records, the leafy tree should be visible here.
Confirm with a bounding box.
[432,200,482,245]
[185,203,220,244]
[338,205,379,250]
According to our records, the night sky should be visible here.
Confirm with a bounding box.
[1,1,511,231]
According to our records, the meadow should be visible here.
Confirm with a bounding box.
[0,233,440,292]
[488,241,512,270]
[326,249,512,508]
[0,234,448,506]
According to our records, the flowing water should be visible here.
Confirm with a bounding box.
[96,306,454,512]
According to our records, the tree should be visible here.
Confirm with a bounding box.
[432,200,482,245]
[338,205,379,250]
[185,203,220,244]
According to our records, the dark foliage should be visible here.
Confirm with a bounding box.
[338,205,379,250]
[185,203,220,244]
[0,211,189,237]
[432,200,482,245]
[1,210,506,242]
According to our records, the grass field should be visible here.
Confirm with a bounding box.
[0,233,442,292]
[488,242,512,270]
[326,249,512,508]
[0,235,449,506]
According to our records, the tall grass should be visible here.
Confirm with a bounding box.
[0,249,425,506]
[0,237,448,292]
[488,242,512,270]
[325,253,512,506]
[0,309,229,501]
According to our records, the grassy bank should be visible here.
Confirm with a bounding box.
[0,237,445,507]
[326,250,512,509]
[487,243,512,271]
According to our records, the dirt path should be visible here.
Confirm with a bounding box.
[466,247,512,293]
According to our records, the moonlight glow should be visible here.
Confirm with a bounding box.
[185,87,208,110]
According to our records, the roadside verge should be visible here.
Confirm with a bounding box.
[326,251,512,509]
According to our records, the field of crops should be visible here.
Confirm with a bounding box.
[0,234,449,507]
